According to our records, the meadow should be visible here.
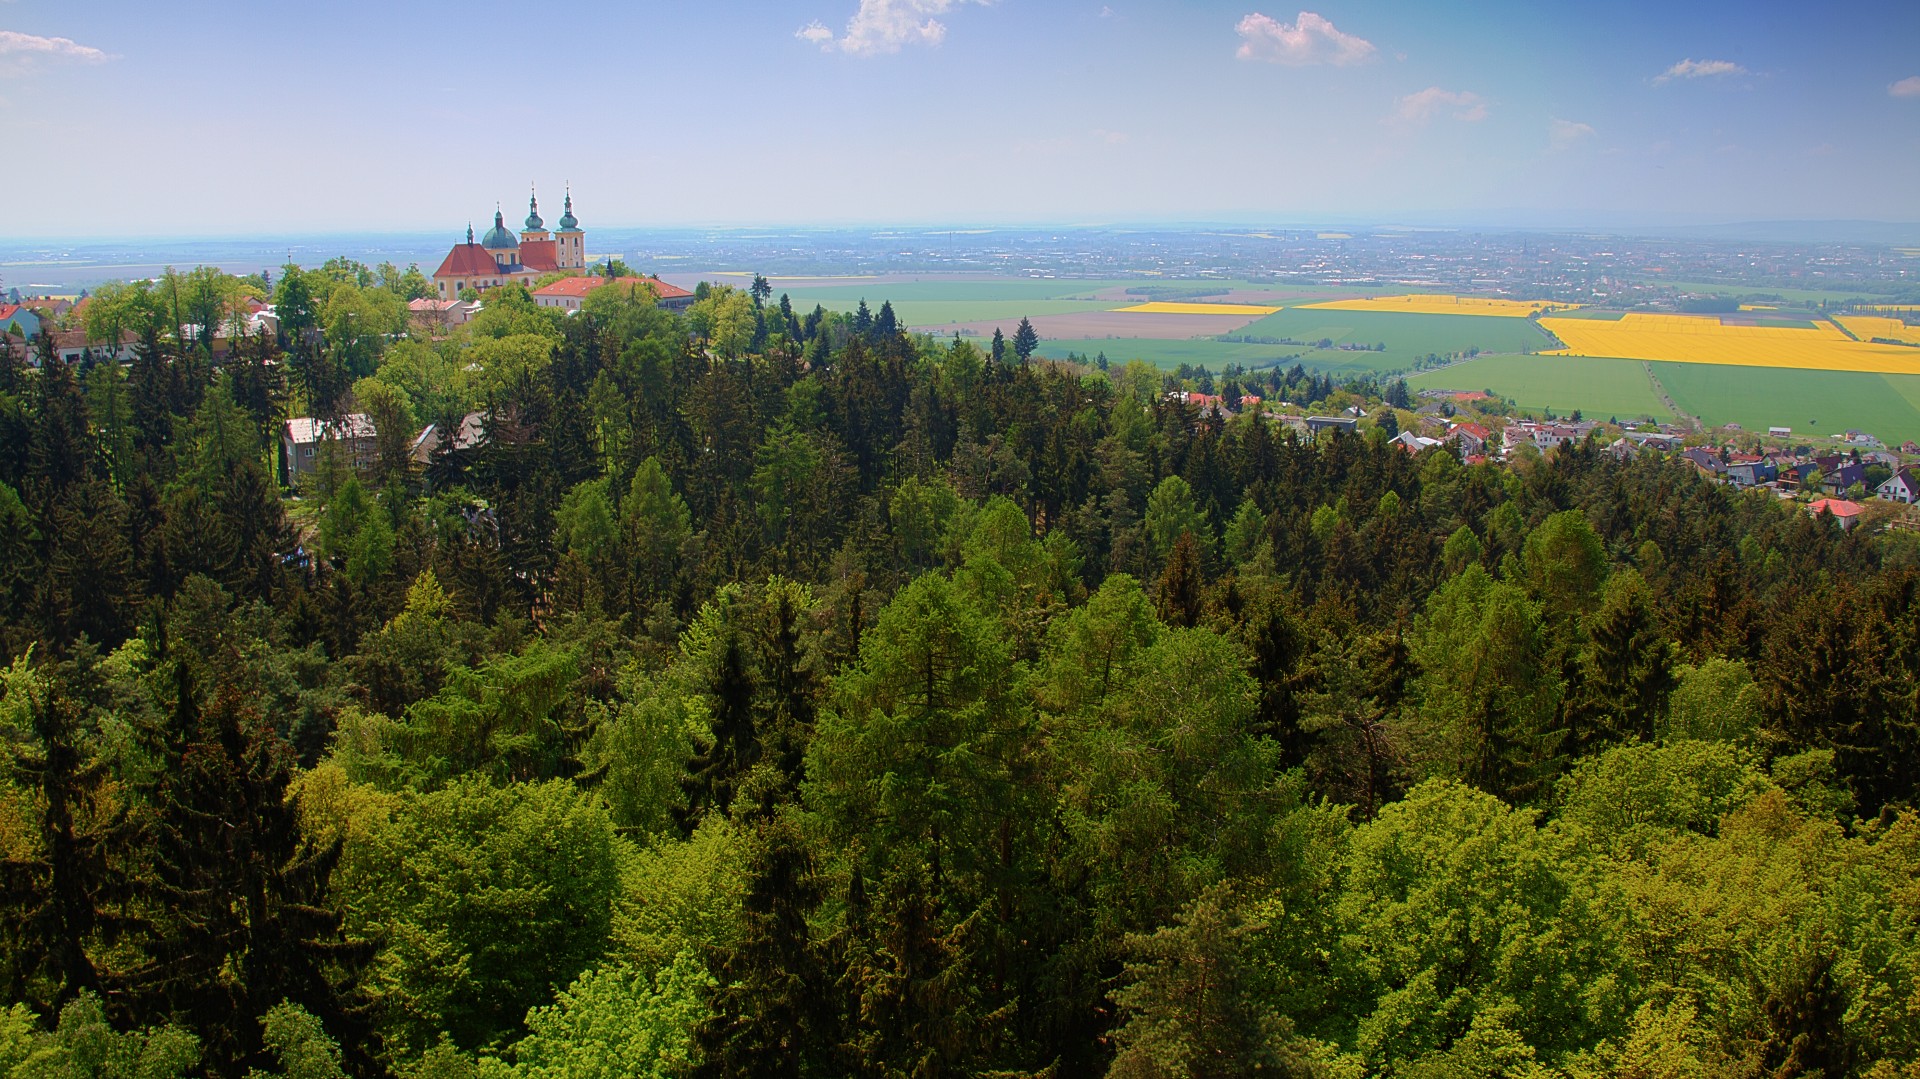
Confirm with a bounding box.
[1652,362,1920,444]
[1407,354,1673,422]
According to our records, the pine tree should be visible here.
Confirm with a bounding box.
[1155,531,1204,628]
[874,301,898,340]
[1011,317,1038,364]
[679,617,761,828]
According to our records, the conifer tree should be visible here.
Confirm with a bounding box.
[1011,317,1038,364]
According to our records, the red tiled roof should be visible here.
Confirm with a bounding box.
[519,240,559,273]
[0,304,21,321]
[434,243,502,279]
[1452,391,1493,402]
[1808,498,1864,518]
[532,275,693,301]
[1450,422,1491,440]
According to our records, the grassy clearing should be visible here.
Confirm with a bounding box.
[1653,363,1920,444]
[1408,355,1673,422]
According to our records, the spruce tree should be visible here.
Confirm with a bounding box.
[133,665,373,1078]
[1011,317,1038,364]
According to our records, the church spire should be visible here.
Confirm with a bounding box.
[525,183,544,231]
[467,222,474,244]
[558,184,579,231]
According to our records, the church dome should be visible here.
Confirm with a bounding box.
[557,191,579,231]
[480,209,517,249]
[524,191,544,231]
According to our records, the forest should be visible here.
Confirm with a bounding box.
[2,262,1919,1079]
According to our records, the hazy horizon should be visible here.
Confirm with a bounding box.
[3,0,1916,239]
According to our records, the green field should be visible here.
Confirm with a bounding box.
[1409,355,1674,422]
[1034,337,1318,371]
[1652,362,1920,444]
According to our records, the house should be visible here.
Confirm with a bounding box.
[0,304,42,341]
[1823,461,1868,494]
[531,274,695,313]
[1768,426,1792,438]
[1392,431,1442,453]
[1901,441,1920,455]
[283,414,379,483]
[1448,422,1491,456]
[408,297,476,331]
[1305,415,1358,437]
[1506,420,1597,454]
[1807,498,1865,531]
[1878,467,1920,505]
[42,329,139,366]
[1681,447,1728,479]
[411,411,488,466]
[1726,459,1778,488]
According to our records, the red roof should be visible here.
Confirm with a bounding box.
[532,275,693,301]
[1451,422,1491,440]
[1808,498,1864,518]
[433,243,502,279]
[1452,391,1494,402]
[0,304,21,321]
[519,240,559,273]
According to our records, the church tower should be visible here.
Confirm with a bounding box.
[521,185,550,245]
[554,186,585,270]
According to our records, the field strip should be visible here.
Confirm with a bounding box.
[1299,294,1579,318]
[1837,316,1920,346]
[1116,301,1280,316]
[1540,313,1920,376]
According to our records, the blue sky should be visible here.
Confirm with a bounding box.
[2,0,1916,237]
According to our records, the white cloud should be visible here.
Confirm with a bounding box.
[1235,11,1375,66]
[1891,76,1920,99]
[1654,58,1746,84]
[0,29,111,76]
[1549,118,1597,150]
[797,0,989,56]
[1394,87,1486,124]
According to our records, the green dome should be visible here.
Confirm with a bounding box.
[557,192,579,231]
[524,191,544,231]
[480,210,517,250]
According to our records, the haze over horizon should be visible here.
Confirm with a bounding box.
[3,0,1917,239]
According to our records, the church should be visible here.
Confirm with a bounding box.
[432,187,587,300]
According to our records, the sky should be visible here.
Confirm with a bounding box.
[2,0,1917,238]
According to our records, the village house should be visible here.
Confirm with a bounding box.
[1392,431,1442,453]
[1305,415,1359,437]
[1878,467,1919,505]
[283,414,379,484]
[1681,448,1727,480]
[532,274,695,314]
[408,297,476,331]
[1725,459,1778,488]
[410,411,488,467]
[0,304,42,341]
[1505,419,1597,454]
[1807,498,1865,531]
[1447,421,1491,456]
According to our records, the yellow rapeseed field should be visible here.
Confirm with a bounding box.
[1299,294,1579,317]
[1836,316,1920,346]
[1738,304,1777,311]
[1117,302,1281,316]
[1540,313,1920,375]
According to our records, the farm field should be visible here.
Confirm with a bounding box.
[1119,301,1281,316]
[925,309,1272,341]
[1300,294,1578,317]
[1836,315,1920,346]
[1653,363,1920,445]
[1541,313,1920,375]
[1408,355,1673,422]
